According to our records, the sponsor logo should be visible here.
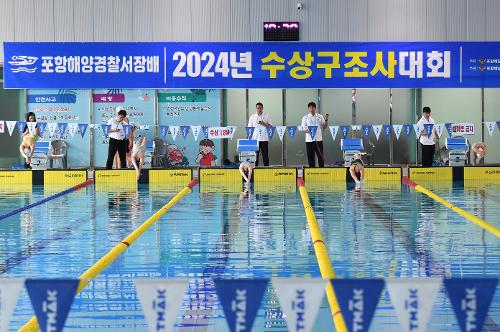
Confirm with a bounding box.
[274,172,294,177]
[8,55,38,73]
[379,170,399,175]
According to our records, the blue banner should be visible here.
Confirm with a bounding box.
[340,125,350,139]
[403,124,413,137]
[78,123,87,138]
[180,125,190,139]
[445,123,453,136]
[287,126,297,139]
[17,121,26,134]
[332,279,385,332]
[497,121,500,131]
[362,125,372,138]
[266,126,276,141]
[160,125,169,138]
[424,124,434,138]
[444,278,497,332]
[214,279,268,332]
[308,125,318,141]
[57,122,68,137]
[25,279,79,332]
[383,124,392,138]
[27,94,77,103]
[5,42,500,88]
[245,127,255,140]
[101,124,110,138]
[38,122,47,136]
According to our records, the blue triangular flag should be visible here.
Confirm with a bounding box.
[383,124,392,138]
[180,125,190,139]
[122,124,131,138]
[78,123,88,138]
[266,126,276,140]
[37,122,47,136]
[17,121,27,134]
[362,125,372,138]
[332,279,384,332]
[496,121,500,131]
[403,124,413,137]
[57,123,68,137]
[340,125,350,139]
[445,123,453,136]
[101,124,111,138]
[25,279,79,332]
[214,279,268,332]
[444,278,498,332]
[245,127,255,139]
[202,126,209,139]
[160,125,169,138]
[424,124,434,138]
[287,126,297,139]
[308,125,318,141]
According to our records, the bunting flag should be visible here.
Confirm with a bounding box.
[38,122,47,136]
[78,123,88,138]
[57,122,68,137]
[180,125,190,139]
[245,127,255,139]
[423,124,434,138]
[214,279,268,332]
[340,125,350,139]
[351,125,361,131]
[17,121,27,134]
[385,278,441,332]
[6,121,16,136]
[135,279,189,332]
[140,125,150,130]
[100,124,111,138]
[266,126,276,140]
[27,122,37,135]
[329,126,339,140]
[25,279,79,332]
[373,125,382,140]
[276,126,287,141]
[0,278,25,332]
[362,125,372,138]
[272,278,326,332]
[160,125,169,138]
[383,124,392,138]
[191,125,201,141]
[228,126,237,139]
[67,123,79,138]
[308,125,318,141]
[202,126,209,139]
[332,279,384,332]
[435,123,444,138]
[256,127,265,140]
[497,121,500,131]
[445,123,453,136]
[485,122,496,136]
[444,278,498,332]
[403,124,413,137]
[0,121,3,134]
[287,126,297,139]
[170,126,179,141]
[413,124,421,138]
[48,122,58,137]
[122,124,132,138]
[393,125,403,140]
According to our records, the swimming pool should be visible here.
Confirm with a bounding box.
[0,181,498,331]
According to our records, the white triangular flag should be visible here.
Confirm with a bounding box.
[170,126,179,141]
[373,125,382,140]
[191,126,201,141]
[435,123,444,138]
[135,279,189,332]
[67,123,79,138]
[386,278,441,332]
[486,121,495,136]
[6,121,16,136]
[27,122,37,135]
[393,125,403,140]
[413,124,420,138]
[276,126,287,142]
[0,278,25,332]
[329,126,339,140]
[351,125,361,131]
[272,278,326,332]
[257,127,264,141]
[47,122,58,137]
[229,126,237,140]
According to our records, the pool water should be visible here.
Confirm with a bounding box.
[0,181,498,331]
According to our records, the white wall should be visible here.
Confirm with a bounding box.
[2,0,500,63]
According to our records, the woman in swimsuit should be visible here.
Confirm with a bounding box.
[349,153,365,185]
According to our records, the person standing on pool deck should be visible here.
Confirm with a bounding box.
[416,106,436,167]
[247,102,273,166]
[106,108,128,169]
[301,101,329,167]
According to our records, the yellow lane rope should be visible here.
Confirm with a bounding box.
[297,178,347,332]
[19,179,199,332]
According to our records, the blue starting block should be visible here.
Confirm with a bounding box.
[446,137,469,166]
[341,138,364,167]
[30,140,51,170]
[237,139,258,163]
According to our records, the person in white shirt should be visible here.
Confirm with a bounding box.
[247,102,273,166]
[416,106,436,167]
[301,101,329,167]
[106,107,128,169]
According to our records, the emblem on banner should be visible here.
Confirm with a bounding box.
[8,55,38,73]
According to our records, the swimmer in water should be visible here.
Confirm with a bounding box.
[239,161,254,192]
[349,153,365,187]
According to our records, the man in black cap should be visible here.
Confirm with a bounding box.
[416,106,436,167]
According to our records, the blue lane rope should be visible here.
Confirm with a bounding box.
[0,179,93,222]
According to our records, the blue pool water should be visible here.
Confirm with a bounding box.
[0,181,498,331]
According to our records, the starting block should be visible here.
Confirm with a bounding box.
[341,138,364,167]
[30,140,51,170]
[446,137,469,167]
[142,140,154,169]
[237,139,258,163]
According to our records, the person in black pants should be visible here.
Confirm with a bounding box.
[301,102,329,167]
[247,102,273,166]
[417,106,436,167]
[106,108,128,169]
